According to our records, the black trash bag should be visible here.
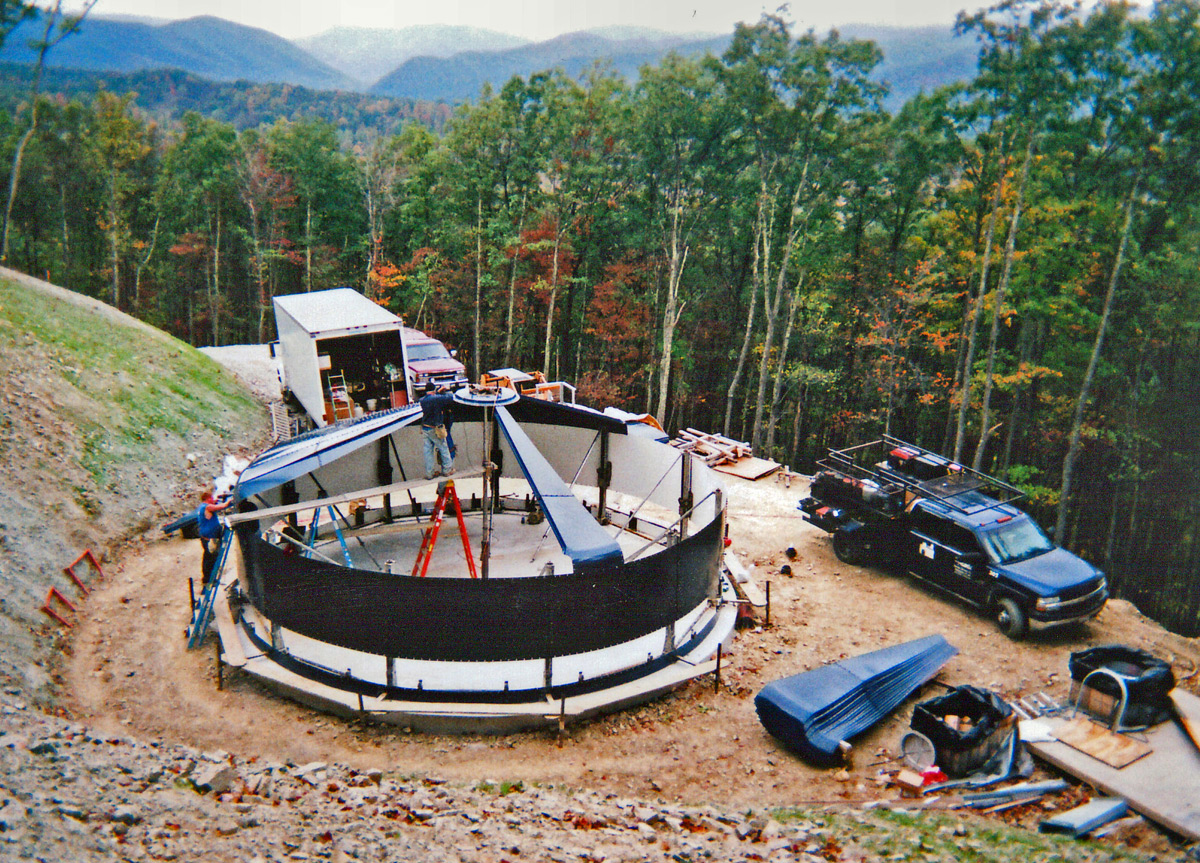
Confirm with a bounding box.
[911,685,1016,778]
[1068,644,1175,728]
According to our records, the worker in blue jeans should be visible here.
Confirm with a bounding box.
[420,387,455,480]
[196,492,233,584]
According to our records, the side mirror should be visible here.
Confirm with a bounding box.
[960,551,986,567]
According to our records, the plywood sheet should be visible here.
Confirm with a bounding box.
[1053,716,1151,769]
[1171,688,1200,753]
[1028,715,1200,841]
[713,457,781,481]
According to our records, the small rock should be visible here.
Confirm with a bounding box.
[636,822,657,842]
[633,805,657,822]
[110,805,142,825]
[193,763,238,794]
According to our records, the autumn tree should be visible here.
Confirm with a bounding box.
[90,91,156,311]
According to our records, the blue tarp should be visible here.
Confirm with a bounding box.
[755,634,958,766]
[495,405,624,570]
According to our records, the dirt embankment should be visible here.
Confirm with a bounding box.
[0,267,269,698]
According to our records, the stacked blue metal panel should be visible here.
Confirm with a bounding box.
[755,634,958,766]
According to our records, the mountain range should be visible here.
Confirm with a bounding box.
[296,24,530,89]
[0,13,977,110]
[369,30,732,103]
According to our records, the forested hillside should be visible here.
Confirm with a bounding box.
[0,64,455,138]
[1,0,1198,636]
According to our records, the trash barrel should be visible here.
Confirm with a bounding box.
[1068,644,1175,729]
[911,685,1015,778]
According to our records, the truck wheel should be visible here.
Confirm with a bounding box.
[832,530,867,566]
[995,597,1028,640]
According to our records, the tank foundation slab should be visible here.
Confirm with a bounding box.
[210,573,738,734]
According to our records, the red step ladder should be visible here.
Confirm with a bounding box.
[411,480,478,579]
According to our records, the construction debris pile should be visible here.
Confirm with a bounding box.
[755,639,1200,845]
[670,429,754,467]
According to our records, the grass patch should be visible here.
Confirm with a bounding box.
[0,278,260,486]
[769,806,1155,862]
[476,779,525,796]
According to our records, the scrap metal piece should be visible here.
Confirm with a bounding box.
[1040,797,1128,837]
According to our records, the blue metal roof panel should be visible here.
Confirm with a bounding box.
[236,406,422,500]
[495,405,624,569]
[755,634,959,766]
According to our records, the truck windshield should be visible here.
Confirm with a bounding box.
[407,342,451,361]
[979,517,1054,564]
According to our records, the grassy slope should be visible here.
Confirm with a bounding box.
[0,270,266,695]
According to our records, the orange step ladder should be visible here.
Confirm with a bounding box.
[411,480,478,579]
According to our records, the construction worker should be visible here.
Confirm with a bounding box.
[419,386,456,479]
[196,492,233,585]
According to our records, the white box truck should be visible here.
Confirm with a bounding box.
[272,288,414,427]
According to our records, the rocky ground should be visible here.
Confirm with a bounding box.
[0,684,1161,863]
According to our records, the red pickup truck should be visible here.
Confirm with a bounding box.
[403,327,468,395]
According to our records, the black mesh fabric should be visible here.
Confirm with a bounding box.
[237,512,723,662]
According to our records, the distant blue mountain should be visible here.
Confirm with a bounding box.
[0,14,354,91]
[0,13,977,113]
[840,24,978,108]
[369,24,975,108]
[370,31,732,102]
[297,24,530,88]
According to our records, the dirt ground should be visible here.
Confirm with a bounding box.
[53,465,1200,854]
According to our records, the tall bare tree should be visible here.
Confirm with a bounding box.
[0,0,94,262]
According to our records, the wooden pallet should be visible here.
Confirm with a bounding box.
[670,428,753,466]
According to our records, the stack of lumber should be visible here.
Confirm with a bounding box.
[672,428,782,480]
[671,428,752,466]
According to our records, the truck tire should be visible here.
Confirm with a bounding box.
[995,597,1028,640]
[832,529,868,566]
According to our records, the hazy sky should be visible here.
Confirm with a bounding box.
[83,0,977,42]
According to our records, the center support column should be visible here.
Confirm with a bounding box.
[481,406,493,580]
[597,430,612,525]
[679,453,694,540]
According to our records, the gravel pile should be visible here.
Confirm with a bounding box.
[0,691,846,863]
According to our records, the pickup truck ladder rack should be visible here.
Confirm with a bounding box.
[818,434,1026,516]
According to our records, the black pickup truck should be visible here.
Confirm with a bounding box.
[798,436,1107,639]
